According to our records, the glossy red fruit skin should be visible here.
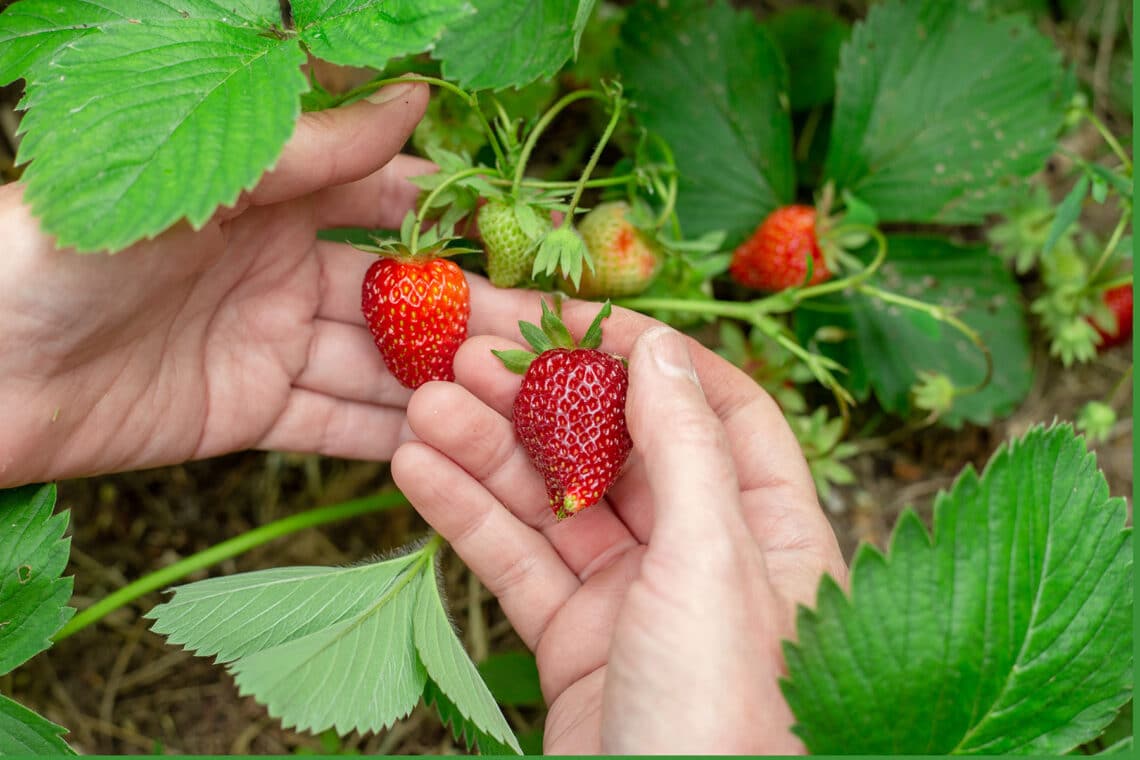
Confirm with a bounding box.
[1091,283,1133,349]
[729,204,830,292]
[361,258,470,389]
[513,348,632,519]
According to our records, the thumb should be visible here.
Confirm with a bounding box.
[243,79,429,208]
[626,325,748,554]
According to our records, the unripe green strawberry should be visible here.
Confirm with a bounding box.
[477,200,553,288]
[563,201,663,298]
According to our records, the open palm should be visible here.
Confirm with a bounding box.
[1,82,472,488]
[392,297,848,754]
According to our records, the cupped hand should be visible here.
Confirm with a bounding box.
[1,82,497,489]
[391,296,848,754]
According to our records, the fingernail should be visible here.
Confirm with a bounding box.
[366,80,417,105]
[644,325,701,387]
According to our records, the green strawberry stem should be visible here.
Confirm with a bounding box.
[1077,105,1133,171]
[1098,273,1133,291]
[1085,212,1130,284]
[510,88,613,196]
[52,489,412,642]
[559,87,625,229]
[857,284,995,399]
[645,132,680,232]
[335,75,508,171]
[410,166,491,253]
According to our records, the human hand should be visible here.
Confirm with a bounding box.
[0,82,496,488]
[391,298,848,754]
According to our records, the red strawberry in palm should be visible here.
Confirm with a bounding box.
[730,204,831,292]
[359,224,471,389]
[494,301,632,520]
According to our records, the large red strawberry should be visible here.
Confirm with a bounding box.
[562,201,663,298]
[1089,283,1133,349]
[494,301,632,520]
[361,255,470,389]
[729,204,831,292]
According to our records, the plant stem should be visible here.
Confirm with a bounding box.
[1086,211,1130,283]
[410,166,491,252]
[53,490,410,642]
[855,284,995,397]
[511,90,609,195]
[560,90,625,227]
[1083,108,1133,171]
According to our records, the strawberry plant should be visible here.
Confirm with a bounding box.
[0,0,1131,754]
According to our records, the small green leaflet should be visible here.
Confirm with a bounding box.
[781,424,1133,754]
[0,694,73,756]
[0,483,74,756]
[824,0,1065,224]
[291,0,473,68]
[477,651,544,707]
[146,539,521,754]
[618,0,795,248]
[794,236,1032,427]
[433,0,596,91]
[0,484,74,676]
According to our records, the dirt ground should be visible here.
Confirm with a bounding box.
[1,1,1132,755]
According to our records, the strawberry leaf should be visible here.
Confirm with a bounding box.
[618,0,794,247]
[15,14,308,252]
[532,226,592,289]
[795,236,1032,427]
[0,484,73,676]
[0,694,73,756]
[412,560,522,754]
[433,0,596,91]
[824,1,1065,223]
[763,6,850,111]
[781,424,1133,754]
[291,0,472,67]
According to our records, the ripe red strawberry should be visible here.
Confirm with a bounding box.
[1089,283,1133,349]
[478,199,553,288]
[729,204,831,292]
[494,302,632,520]
[563,201,663,298]
[361,256,470,389]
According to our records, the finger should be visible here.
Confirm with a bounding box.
[314,154,436,230]
[391,441,579,650]
[292,318,413,407]
[407,378,638,579]
[257,388,405,461]
[625,326,753,556]
[246,81,429,208]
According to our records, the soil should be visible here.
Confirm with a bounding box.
[1,0,1132,754]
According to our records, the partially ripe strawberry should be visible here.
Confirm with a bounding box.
[478,199,553,288]
[564,201,663,298]
[729,204,831,292]
[1089,283,1133,349]
[362,256,470,389]
[494,301,632,520]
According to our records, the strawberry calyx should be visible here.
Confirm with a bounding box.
[493,299,612,374]
[352,211,480,263]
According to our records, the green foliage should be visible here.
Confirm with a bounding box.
[618,0,794,247]
[0,484,74,755]
[763,6,849,111]
[824,0,1065,223]
[782,425,1133,754]
[433,0,596,91]
[796,236,1032,427]
[146,539,520,754]
[0,695,73,756]
[0,484,73,675]
[0,0,593,252]
[477,652,544,707]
